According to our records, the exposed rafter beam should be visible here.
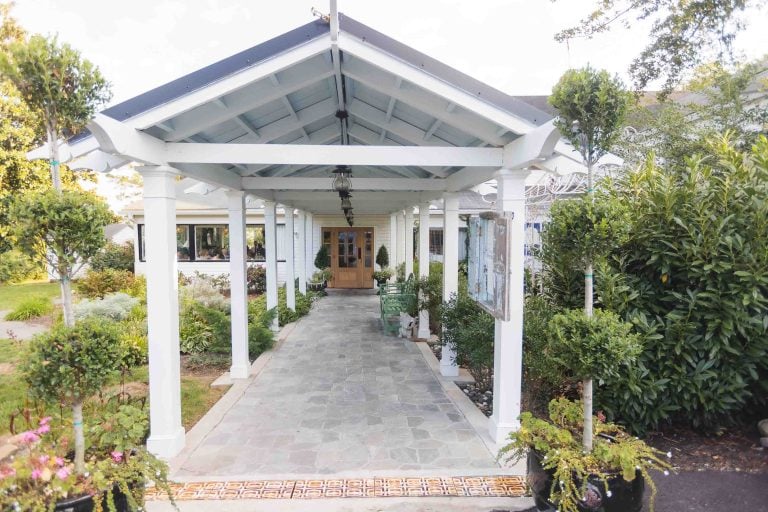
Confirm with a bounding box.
[173,163,243,191]
[242,177,444,191]
[343,59,507,145]
[233,115,260,139]
[162,58,335,142]
[348,99,448,147]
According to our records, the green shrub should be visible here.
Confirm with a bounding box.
[74,292,140,321]
[375,245,389,269]
[595,137,768,432]
[314,245,330,270]
[119,319,148,368]
[75,268,135,299]
[179,301,230,354]
[522,295,571,412]
[0,249,44,284]
[90,241,134,273]
[247,265,266,294]
[123,274,146,303]
[89,403,148,452]
[440,292,494,391]
[417,261,443,332]
[5,297,53,320]
[179,275,229,312]
[546,308,641,382]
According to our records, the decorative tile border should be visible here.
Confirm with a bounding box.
[146,475,526,501]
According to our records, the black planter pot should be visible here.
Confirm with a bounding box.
[528,451,645,512]
[54,485,131,512]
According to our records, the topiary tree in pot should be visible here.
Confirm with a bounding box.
[313,246,331,286]
[22,319,125,474]
[501,309,672,512]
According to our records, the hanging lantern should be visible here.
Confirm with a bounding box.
[340,196,352,212]
[331,165,351,194]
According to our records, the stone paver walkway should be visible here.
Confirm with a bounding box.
[175,290,498,477]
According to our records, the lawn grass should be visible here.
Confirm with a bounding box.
[0,281,60,312]
[0,359,228,435]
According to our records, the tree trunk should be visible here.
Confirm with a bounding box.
[47,128,62,192]
[72,400,85,474]
[60,273,75,328]
[583,377,593,452]
[583,158,595,452]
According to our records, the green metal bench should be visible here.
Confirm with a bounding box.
[379,277,417,335]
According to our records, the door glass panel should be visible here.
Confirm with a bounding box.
[364,230,372,267]
[338,231,346,268]
[347,231,357,267]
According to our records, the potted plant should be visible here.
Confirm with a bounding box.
[373,269,393,287]
[313,246,331,288]
[500,309,672,512]
[2,319,175,511]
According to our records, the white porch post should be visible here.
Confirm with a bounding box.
[389,213,398,282]
[404,207,414,279]
[227,190,250,379]
[139,166,185,458]
[264,200,279,331]
[305,212,314,278]
[284,206,296,311]
[417,201,431,339]
[440,192,460,377]
[489,168,529,443]
[396,211,405,272]
[296,210,307,294]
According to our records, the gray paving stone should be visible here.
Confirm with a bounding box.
[177,290,497,476]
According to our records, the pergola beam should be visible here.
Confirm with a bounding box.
[166,143,501,167]
[242,177,445,191]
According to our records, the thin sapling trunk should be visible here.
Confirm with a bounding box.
[583,157,595,452]
[72,400,85,474]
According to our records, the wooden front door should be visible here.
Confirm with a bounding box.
[324,227,374,289]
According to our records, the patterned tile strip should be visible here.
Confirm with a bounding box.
[146,476,526,501]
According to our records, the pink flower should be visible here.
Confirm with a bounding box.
[55,467,71,480]
[36,424,50,435]
[30,469,42,480]
[39,417,52,426]
[110,451,123,463]
[37,455,49,464]
[20,431,40,444]
[55,457,65,467]
[0,466,16,479]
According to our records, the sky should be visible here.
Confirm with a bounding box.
[11,0,768,106]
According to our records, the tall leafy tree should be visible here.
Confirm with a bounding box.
[0,33,111,191]
[617,58,768,170]
[555,0,757,94]
[548,66,630,450]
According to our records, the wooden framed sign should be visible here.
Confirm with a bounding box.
[467,212,511,321]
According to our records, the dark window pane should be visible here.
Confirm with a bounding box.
[246,225,266,261]
[177,226,190,261]
[195,225,229,260]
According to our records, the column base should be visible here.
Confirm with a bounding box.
[417,325,431,340]
[440,361,459,377]
[270,319,280,332]
[488,415,520,445]
[229,364,250,380]
[417,312,430,339]
[147,426,186,459]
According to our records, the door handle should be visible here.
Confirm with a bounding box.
[358,247,362,259]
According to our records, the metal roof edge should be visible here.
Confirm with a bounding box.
[338,13,553,127]
[71,19,331,143]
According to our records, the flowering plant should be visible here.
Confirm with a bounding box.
[0,416,175,512]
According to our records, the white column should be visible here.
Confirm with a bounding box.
[139,166,185,458]
[389,213,398,282]
[284,206,296,311]
[489,168,529,443]
[417,202,431,339]
[296,210,307,294]
[440,192,460,377]
[396,211,406,272]
[404,207,414,279]
[305,212,314,278]
[227,191,250,379]
[264,201,279,332]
